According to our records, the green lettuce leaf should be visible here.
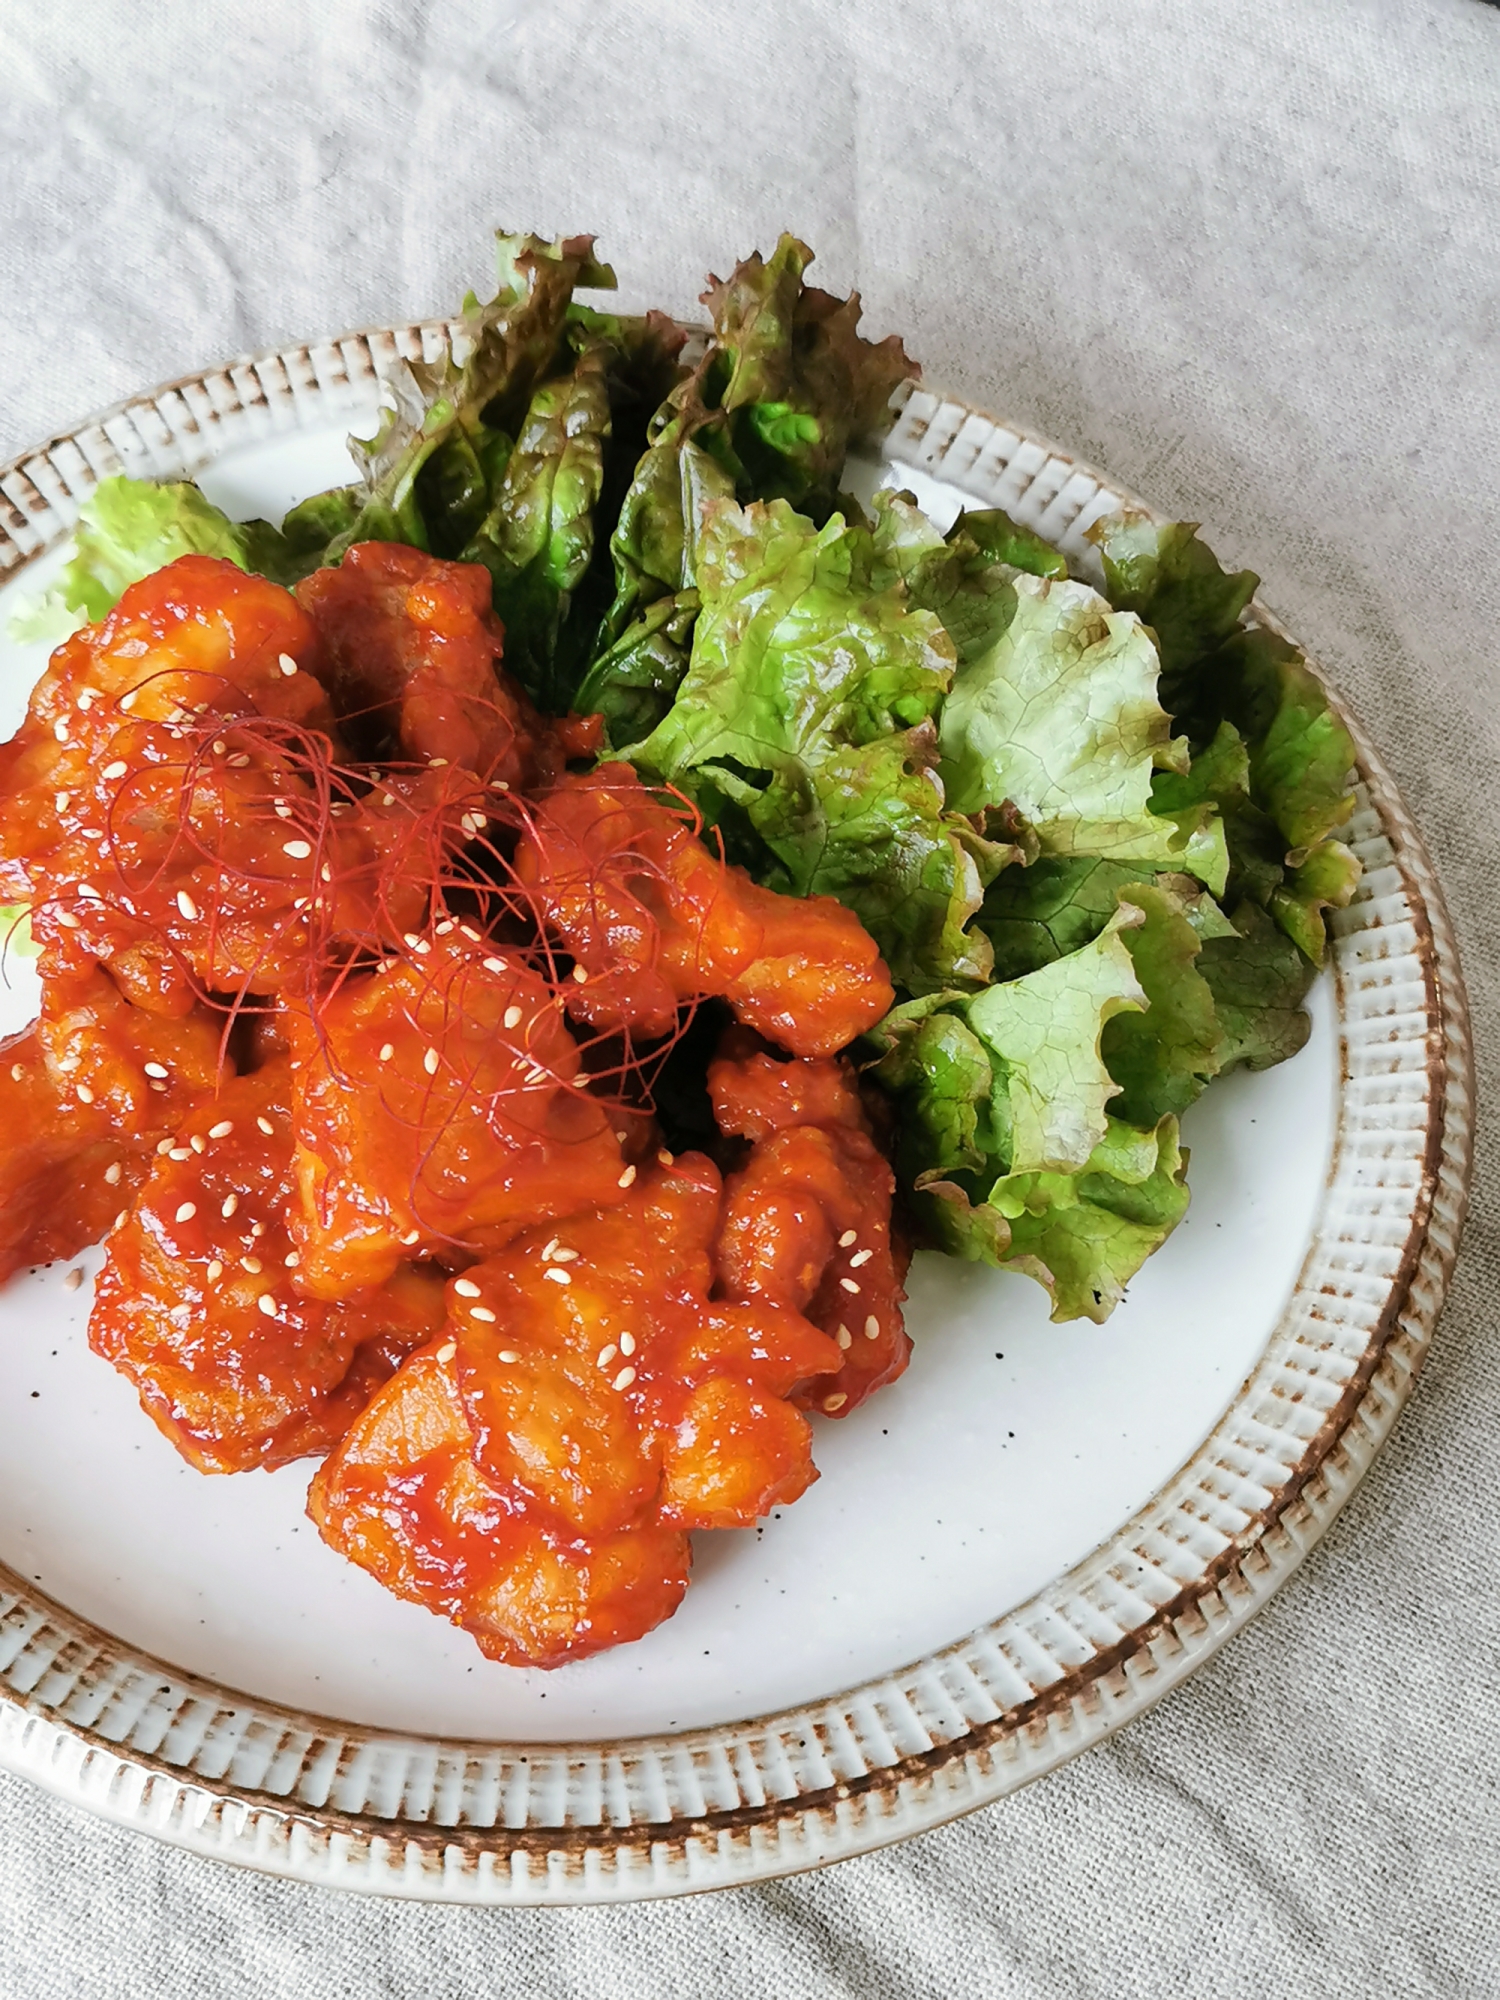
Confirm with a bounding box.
[937,570,1222,882]
[457,332,613,706]
[1102,879,1227,1126]
[583,238,915,737]
[865,919,1192,1314]
[868,491,1066,668]
[1089,511,1358,874]
[1267,837,1361,963]
[11,476,301,639]
[1198,898,1318,1071]
[989,1116,1191,1323]
[627,496,1012,991]
[964,904,1146,1174]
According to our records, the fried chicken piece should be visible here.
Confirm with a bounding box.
[0,965,225,1280]
[710,1032,911,1415]
[310,1154,842,1665]
[309,1343,692,1670]
[0,555,465,1009]
[513,763,895,1056]
[286,933,630,1300]
[296,541,543,785]
[90,1060,447,1472]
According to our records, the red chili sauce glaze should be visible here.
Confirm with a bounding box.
[0,547,911,1666]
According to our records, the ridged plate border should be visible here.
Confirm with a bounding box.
[0,332,1473,1904]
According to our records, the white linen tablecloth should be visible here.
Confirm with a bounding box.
[1,2,1496,1992]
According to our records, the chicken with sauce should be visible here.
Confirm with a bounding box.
[0,546,911,1666]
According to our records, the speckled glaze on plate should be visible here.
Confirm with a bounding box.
[0,327,1472,1903]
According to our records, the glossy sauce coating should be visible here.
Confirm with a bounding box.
[711,1034,911,1415]
[514,764,896,1055]
[0,966,225,1280]
[286,932,629,1298]
[311,1154,843,1664]
[296,542,542,785]
[0,556,472,1009]
[89,1061,447,1471]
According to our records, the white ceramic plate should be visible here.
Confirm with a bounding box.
[0,328,1472,1903]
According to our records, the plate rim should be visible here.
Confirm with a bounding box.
[0,328,1473,1904]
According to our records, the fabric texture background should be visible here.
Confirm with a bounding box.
[0,1,1496,1993]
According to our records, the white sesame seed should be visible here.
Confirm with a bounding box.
[9,1063,22,1081]
[63,1266,83,1291]
[618,1331,636,1357]
[249,1221,265,1238]
[241,1256,262,1274]
[278,653,298,676]
[435,919,455,936]
[54,792,70,812]
[864,1316,881,1340]
[544,1267,570,1285]
[112,1209,128,1229]
[274,804,294,820]
[503,1005,523,1029]
[657,1150,674,1167]
[400,1229,420,1245]
[75,1083,94,1104]
[381,793,395,807]
[483,957,507,974]
[256,1115,274,1135]
[490,778,509,791]
[284,1250,300,1267]
[320,862,331,883]
[190,1134,205,1153]
[175,1203,196,1222]
[104,1161,122,1185]
[221,1193,238,1218]
[824,1392,848,1412]
[470,1305,497,1323]
[838,1229,857,1248]
[436,1341,457,1363]
[836,1325,852,1350]
[551,1247,578,1263]
[55,911,80,928]
[497,1350,519,1364]
[76,690,94,711]
[282,839,312,859]
[78,883,101,901]
[849,1248,873,1267]
[101,760,127,780]
[617,1165,636,1189]
[612,1366,636,1392]
[149,1080,167,1093]
[378,1043,394,1062]
[454,1278,481,1298]
[209,1120,233,1138]
[53,718,69,741]
[571,965,588,984]
[176,890,199,921]
[143,1061,169,1079]
[412,938,430,954]
[156,1139,173,1156]
[423,1046,439,1075]
[120,690,137,711]
[541,1239,560,1260]
[228,753,251,768]
[258,1293,278,1317]
[459,925,481,941]
[427,757,448,767]
[839,1277,861,1294]
[597,1345,618,1369]
[206,1259,223,1281]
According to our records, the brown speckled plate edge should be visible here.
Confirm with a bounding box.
[0,343,1472,1904]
